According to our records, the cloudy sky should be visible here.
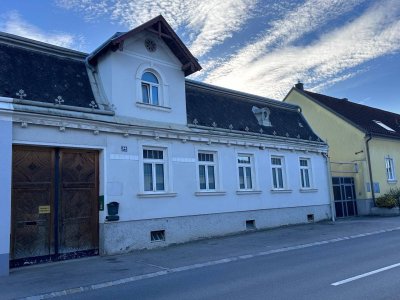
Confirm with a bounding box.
[1,0,400,112]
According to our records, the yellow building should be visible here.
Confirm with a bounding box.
[284,83,400,217]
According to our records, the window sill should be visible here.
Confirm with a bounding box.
[299,188,318,193]
[270,189,293,194]
[236,190,262,195]
[387,180,397,184]
[195,191,226,196]
[136,102,171,112]
[137,192,177,198]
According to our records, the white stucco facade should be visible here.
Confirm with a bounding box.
[0,19,332,276]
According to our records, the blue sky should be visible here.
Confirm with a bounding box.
[1,0,400,112]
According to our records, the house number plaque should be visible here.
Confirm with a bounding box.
[38,205,51,214]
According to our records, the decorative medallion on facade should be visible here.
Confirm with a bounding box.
[55,96,64,105]
[144,39,157,52]
[252,106,272,127]
[16,89,27,99]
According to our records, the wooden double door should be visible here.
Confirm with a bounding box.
[11,146,99,267]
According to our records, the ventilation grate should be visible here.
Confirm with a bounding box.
[307,214,314,222]
[246,220,256,230]
[151,230,165,242]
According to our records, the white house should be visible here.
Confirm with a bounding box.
[0,16,332,276]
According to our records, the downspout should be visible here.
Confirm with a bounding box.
[365,133,375,205]
[323,152,335,222]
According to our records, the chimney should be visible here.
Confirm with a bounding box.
[295,81,304,90]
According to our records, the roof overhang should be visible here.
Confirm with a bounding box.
[87,15,202,76]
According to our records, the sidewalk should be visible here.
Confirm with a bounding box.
[2,216,400,300]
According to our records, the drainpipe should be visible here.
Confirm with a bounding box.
[365,133,375,205]
[323,152,335,222]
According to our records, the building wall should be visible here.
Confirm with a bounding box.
[0,117,12,276]
[368,137,400,196]
[96,31,187,125]
[285,90,371,202]
[13,121,331,254]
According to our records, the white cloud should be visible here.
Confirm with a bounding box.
[204,0,400,99]
[0,11,84,50]
[56,0,257,57]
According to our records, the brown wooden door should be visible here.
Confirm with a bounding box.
[59,149,99,254]
[11,146,55,260]
[11,146,99,266]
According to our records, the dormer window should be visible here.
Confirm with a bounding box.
[252,106,272,127]
[141,71,159,105]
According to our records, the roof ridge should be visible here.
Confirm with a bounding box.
[0,31,88,60]
[304,90,400,118]
[186,79,300,111]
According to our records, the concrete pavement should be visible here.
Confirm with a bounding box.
[1,216,400,299]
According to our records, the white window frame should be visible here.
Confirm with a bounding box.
[271,155,287,190]
[135,63,170,109]
[299,157,313,189]
[138,143,174,196]
[237,153,256,191]
[385,156,396,182]
[141,72,160,106]
[197,151,219,192]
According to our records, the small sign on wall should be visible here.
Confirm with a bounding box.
[38,205,50,214]
[121,146,128,152]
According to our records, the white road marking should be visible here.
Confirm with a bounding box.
[19,226,400,300]
[332,262,400,286]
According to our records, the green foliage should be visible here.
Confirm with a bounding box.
[376,194,398,209]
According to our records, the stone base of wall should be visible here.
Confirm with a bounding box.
[100,205,331,255]
[0,253,9,277]
[356,199,374,216]
[370,207,400,217]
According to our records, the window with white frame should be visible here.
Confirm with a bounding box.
[141,71,159,105]
[237,154,254,190]
[143,148,166,192]
[198,152,217,191]
[299,158,312,188]
[385,157,396,181]
[271,156,285,189]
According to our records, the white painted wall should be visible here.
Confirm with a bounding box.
[13,124,330,224]
[105,136,330,221]
[0,117,12,276]
[96,31,187,125]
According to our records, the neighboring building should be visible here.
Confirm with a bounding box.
[0,16,331,276]
[285,83,400,218]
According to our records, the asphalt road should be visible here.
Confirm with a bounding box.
[63,230,400,300]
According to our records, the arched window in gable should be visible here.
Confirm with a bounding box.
[141,71,159,105]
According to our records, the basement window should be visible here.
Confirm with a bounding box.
[373,120,395,132]
[307,214,314,222]
[150,230,165,242]
[246,220,256,230]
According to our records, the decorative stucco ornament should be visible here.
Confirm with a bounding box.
[89,101,98,109]
[16,89,27,99]
[252,106,272,126]
[55,96,64,105]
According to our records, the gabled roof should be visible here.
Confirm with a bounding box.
[293,88,400,139]
[186,80,322,143]
[0,32,97,110]
[87,15,202,76]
